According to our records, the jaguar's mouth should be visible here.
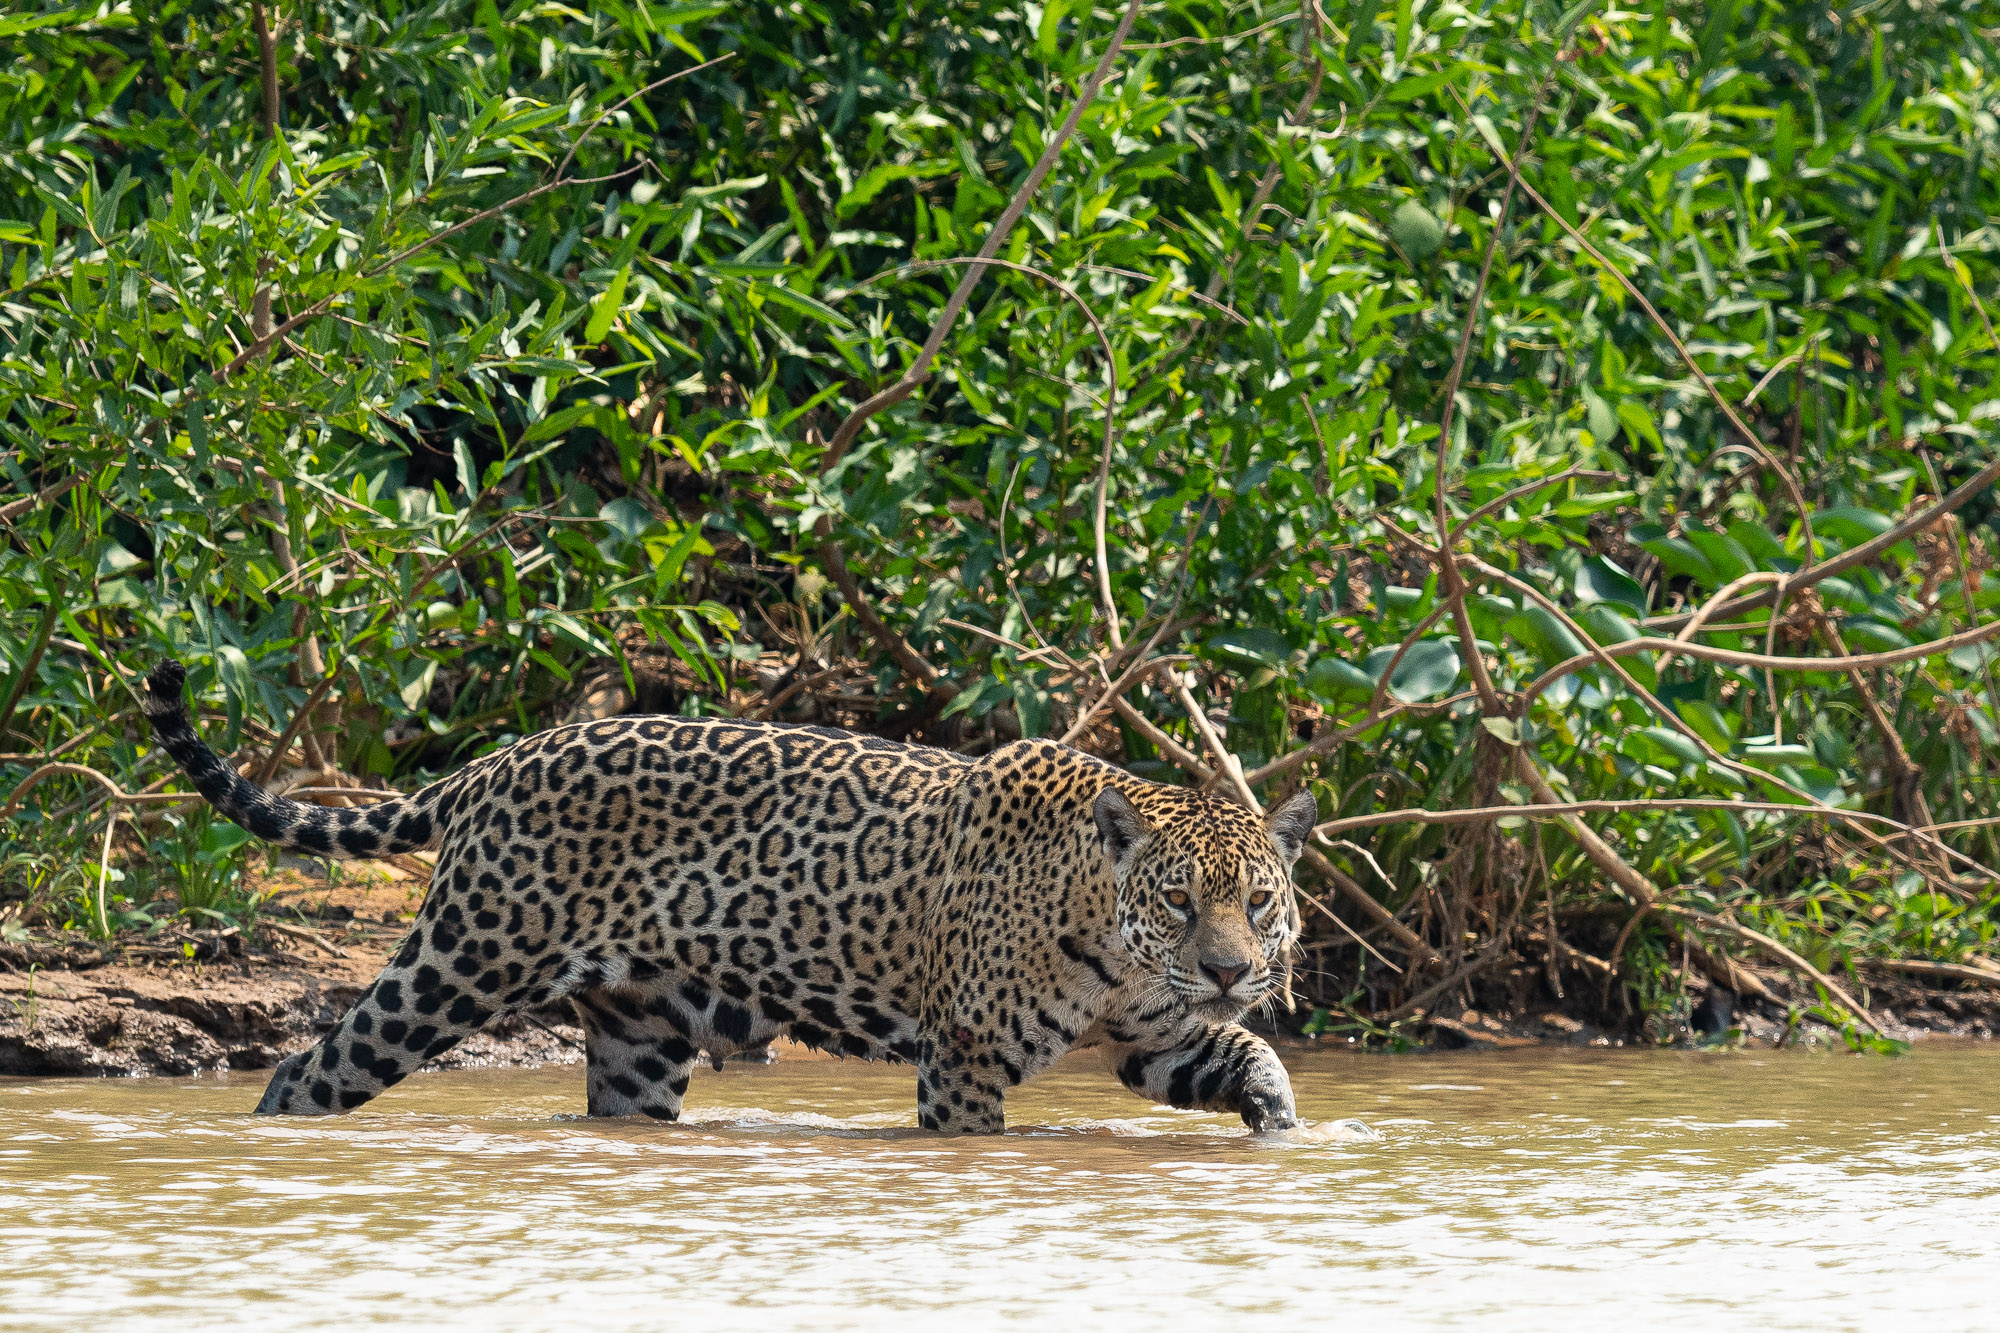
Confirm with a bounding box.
[1188,994,1248,1025]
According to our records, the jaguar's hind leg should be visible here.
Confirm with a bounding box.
[254,946,500,1115]
[571,987,703,1119]
[254,860,563,1115]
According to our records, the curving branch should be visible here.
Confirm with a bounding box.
[1313,795,1977,845]
[1520,616,2000,709]
[3,762,137,819]
[810,0,1146,697]
[1648,454,2000,633]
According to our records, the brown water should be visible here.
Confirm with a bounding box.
[3,1044,1996,1330]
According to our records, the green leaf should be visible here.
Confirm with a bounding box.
[1675,698,1736,752]
[1302,657,1377,704]
[1574,556,1648,615]
[1687,529,1757,584]
[1361,639,1460,702]
[600,496,657,541]
[1839,618,1912,653]
[1582,385,1617,443]
[1574,604,1657,691]
[1741,744,1816,771]
[1632,524,1718,585]
[1633,726,1705,767]
[1814,507,1895,548]
[1203,627,1293,670]
[95,541,143,578]
[1504,606,1589,667]
[753,282,854,330]
[584,267,629,344]
[1390,199,1443,261]
[453,438,479,499]
[1036,0,1068,61]
[520,403,604,446]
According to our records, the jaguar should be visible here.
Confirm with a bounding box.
[144,659,1318,1132]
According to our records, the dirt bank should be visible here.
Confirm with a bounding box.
[0,860,589,1078]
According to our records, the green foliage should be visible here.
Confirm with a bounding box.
[2,0,1998,1026]
[148,807,259,923]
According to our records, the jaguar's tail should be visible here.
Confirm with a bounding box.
[144,660,446,859]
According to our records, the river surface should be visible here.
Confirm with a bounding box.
[3,1042,1997,1330]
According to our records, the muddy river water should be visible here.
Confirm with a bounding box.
[3,1043,1997,1329]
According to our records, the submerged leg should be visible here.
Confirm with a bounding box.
[1103,1023,1298,1131]
[915,1032,1007,1133]
[571,986,702,1120]
[255,947,497,1115]
[254,857,564,1116]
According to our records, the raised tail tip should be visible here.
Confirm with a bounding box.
[145,659,188,718]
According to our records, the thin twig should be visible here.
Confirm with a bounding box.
[1312,796,1986,844]
[4,762,123,818]
[1520,617,2000,705]
[1868,957,2000,989]
[1058,652,1195,746]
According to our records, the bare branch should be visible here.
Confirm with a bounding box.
[816,0,1145,470]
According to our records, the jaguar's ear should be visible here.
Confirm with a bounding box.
[1265,789,1319,864]
[1093,787,1154,873]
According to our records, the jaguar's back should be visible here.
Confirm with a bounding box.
[145,662,972,1116]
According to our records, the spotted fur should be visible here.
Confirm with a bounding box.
[144,660,1317,1132]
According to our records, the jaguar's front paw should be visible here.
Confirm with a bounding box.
[1239,1080,1298,1133]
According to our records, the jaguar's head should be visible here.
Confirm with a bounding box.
[1094,783,1317,1025]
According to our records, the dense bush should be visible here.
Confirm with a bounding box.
[4,0,1998,1039]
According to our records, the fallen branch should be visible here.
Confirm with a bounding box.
[261,919,349,958]
[1655,903,1883,1035]
[1867,957,2000,989]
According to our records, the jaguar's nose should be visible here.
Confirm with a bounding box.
[1200,957,1250,992]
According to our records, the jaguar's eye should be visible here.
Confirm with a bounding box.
[1165,889,1191,910]
[1248,890,1273,909]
